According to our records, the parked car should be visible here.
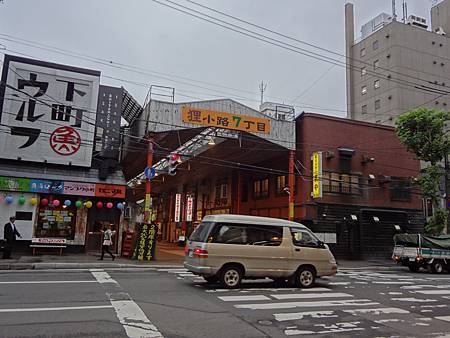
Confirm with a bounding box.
[184,214,337,288]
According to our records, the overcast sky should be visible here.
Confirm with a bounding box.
[0,0,436,117]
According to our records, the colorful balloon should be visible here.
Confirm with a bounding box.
[30,197,38,206]
[41,198,49,206]
[96,201,103,209]
[18,196,26,205]
[64,200,71,207]
[53,199,60,207]
[106,202,113,209]
[75,200,82,209]
[85,201,93,209]
[116,203,124,210]
[5,195,13,204]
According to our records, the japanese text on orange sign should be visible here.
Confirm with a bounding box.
[182,107,270,134]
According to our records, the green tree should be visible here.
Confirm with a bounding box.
[396,108,450,235]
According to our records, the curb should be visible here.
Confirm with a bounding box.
[0,262,184,271]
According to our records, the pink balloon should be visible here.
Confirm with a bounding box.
[52,199,60,207]
[106,202,113,209]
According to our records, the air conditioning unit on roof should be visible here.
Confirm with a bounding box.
[407,15,428,29]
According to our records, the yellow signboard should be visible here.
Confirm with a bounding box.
[312,152,322,198]
[182,106,270,134]
[144,193,151,212]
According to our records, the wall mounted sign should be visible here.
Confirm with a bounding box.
[312,152,323,199]
[174,193,181,223]
[63,182,95,196]
[186,196,194,222]
[0,176,30,192]
[95,184,126,198]
[182,106,270,134]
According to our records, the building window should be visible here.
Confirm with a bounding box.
[361,67,367,76]
[361,86,367,95]
[253,178,269,199]
[36,203,77,240]
[215,180,227,204]
[375,99,381,110]
[362,105,367,114]
[360,48,366,57]
[374,59,379,69]
[390,177,411,201]
[276,175,287,194]
[322,172,362,195]
[373,40,379,50]
[374,79,380,89]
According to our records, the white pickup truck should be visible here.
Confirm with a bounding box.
[392,233,450,274]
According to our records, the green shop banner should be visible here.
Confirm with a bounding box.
[0,176,30,192]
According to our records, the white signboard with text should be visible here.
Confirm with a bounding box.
[174,193,181,223]
[186,196,193,222]
[0,55,100,167]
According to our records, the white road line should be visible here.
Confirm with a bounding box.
[416,290,450,295]
[391,298,437,303]
[436,316,450,322]
[343,308,410,315]
[0,280,97,284]
[274,311,337,322]
[218,295,271,302]
[235,299,379,310]
[373,281,414,285]
[271,292,353,300]
[89,270,118,284]
[91,270,163,338]
[0,305,112,313]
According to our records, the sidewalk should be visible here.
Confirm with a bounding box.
[0,241,185,271]
[1,242,402,271]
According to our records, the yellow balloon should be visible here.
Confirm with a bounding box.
[85,201,93,209]
[30,197,38,206]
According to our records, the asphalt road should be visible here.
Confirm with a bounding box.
[1,266,450,338]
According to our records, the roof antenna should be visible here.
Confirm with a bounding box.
[259,81,267,105]
[392,0,397,21]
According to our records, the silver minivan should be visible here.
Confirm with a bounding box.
[184,214,337,288]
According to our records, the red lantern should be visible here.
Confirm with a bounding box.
[41,198,49,206]
[96,201,103,209]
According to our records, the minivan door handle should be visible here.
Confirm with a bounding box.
[295,248,301,252]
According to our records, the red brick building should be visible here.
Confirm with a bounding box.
[123,110,423,259]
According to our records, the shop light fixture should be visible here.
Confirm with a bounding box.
[351,214,358,221]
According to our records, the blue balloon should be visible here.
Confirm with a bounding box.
[64,200,72,207]
[5,195,13,204]
[116,202,124,210]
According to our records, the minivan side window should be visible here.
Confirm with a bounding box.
[189,222,214,242]
[210,223,283,246]
[210,224,248,244]
[291,228,320,247]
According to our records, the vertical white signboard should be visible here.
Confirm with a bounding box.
[186,196,193,222]
[174,193,181,223]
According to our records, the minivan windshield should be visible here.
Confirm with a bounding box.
[189,222,214,242]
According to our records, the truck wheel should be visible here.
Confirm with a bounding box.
[219,266,243,289]
[408,263,420,273]
[295,266,316,288]
[203,276,218,283]
[431,260,444,274]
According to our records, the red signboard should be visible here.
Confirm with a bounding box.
[95,184,126,198]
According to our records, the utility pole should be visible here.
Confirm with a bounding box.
[259,81,267,105]
[445,154,450,234]
[288,150,295,221]
[392,0,397,21]
[144,137,154,223]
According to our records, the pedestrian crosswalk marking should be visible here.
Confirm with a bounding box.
[235,299,379,310]
[218,295,271,302]
[436,316,450,322]
[274,311,337,322]
[416,290,450,295]
[343,307,409,315]
[271,292,353,300]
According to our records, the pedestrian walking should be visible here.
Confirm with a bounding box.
[3,216,22,259]
[99,224,115,261]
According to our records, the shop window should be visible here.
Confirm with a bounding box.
[253,178,269,199]
[324,172,362,195]
[36,202,77,239]
[215,180,227,205]
[362,105,368,114]
[390,177,411,201]
[374,79,380,89]
[375,99,381,110]
[373,40,379,50]
[276,175,287,194]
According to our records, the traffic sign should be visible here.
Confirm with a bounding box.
[144,167,156,180]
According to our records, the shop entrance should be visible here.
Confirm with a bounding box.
[86,205,120,253]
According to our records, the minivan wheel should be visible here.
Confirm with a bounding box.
[219,266,243,289]
[295,267,316,288]
[203,275,219,283]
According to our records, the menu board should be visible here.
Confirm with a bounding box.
[36,206,77,240]
[132,223,157,261]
